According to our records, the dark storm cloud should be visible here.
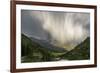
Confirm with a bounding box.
[21,10,47,39]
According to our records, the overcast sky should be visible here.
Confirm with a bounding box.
[21,10,90,50]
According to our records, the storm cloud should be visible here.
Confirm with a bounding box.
[21,10,90,51]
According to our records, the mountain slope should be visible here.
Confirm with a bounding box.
[21,34,67,62]
[61,37,90,60]
[30,37,66,52]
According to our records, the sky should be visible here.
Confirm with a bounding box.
[21,10,90,51]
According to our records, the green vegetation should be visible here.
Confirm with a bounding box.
[62,37,90,60]
[21,33,90,63]
[21,34,66,63]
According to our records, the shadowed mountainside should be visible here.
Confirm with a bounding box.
[21,34,67,62]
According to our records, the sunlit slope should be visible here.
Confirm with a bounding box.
[62,37,90,60]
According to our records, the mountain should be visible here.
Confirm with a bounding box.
[30,37,66,52]
[61,37,90,60]
[21,34,67,63]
